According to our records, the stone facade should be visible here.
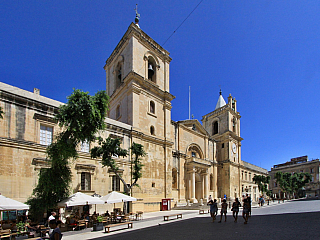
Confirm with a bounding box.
[269,156,320,198]
[0,23,267,214]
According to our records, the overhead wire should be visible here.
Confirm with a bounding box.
[162,0,204,47]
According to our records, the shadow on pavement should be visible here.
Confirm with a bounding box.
[90,211,320,240]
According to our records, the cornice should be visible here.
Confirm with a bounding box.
[177,121,208,139]
[0,137,47,152]
[0,90,58,116]
[202,104,241,122]
[109,71,175,104]
[131,130,173,147]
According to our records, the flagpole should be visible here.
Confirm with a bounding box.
[189,86,191,120]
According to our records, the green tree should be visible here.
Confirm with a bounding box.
[91,138,146,195]
[274,171,312,199]
[275,172,292,198]
[0,106,4,119]
[252,175,270,194]
[27,89,109,220]
[290,172,312,198]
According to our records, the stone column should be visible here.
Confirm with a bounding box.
[201,173,204,201]
[204,171,208,200]
[191,168,197,203]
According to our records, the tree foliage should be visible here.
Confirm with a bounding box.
[252,175,270,194]
[27,89,109,220]
[275,171,312,199]
[91,138,146,195]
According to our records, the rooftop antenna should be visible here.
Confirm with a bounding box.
[134,4,140,28]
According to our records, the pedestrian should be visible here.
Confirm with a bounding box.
[231,198,241,223]
[208,199,218,222]
[218,199,228,223]
[208,195,212,202]
[48,219,63,240]
[246,194,252,216]
[242,197,249,224]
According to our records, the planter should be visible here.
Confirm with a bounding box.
[93,222,103,231]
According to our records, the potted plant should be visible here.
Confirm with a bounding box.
[17,221,26,233]
[93,215,103,231]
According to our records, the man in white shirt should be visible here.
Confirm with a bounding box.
[48,212,56,234]
[48,212,56,221]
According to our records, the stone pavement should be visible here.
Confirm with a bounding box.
[62,199,320,240]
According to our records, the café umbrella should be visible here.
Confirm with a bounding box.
[0,195,30,211]
[100,191,137,204]
[0,194,29,224]
[100,191,137,213]
[57,192,104,207]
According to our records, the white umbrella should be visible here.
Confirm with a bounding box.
[57,192,104,207]
[100,191,137,204]
[0,195,29,210]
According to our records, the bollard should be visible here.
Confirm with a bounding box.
[229,202,231,208]
[267,199,269,205]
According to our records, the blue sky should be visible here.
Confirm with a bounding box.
[1,1,319,170]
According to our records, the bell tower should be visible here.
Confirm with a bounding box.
[202,91,243,200]
[103,21,175,139]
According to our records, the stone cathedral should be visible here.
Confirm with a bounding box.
[0,21,267,213]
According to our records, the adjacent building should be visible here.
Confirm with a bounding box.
[269,156,320,198]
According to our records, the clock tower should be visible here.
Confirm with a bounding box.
[202,90,243,200]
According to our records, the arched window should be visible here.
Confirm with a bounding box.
[233,118,236,132]
[150,101,155,114]
[150,126,155,135]
[188,145,203,159]
[147,57,156,83]
[115,62,123,89]
[172,168,177,189]
[213,121,218,135]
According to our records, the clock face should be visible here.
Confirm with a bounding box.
[232,143,237,153]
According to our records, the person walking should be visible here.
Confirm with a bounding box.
[246,194,252,216]
[218,199,228,223]
[232,198,241,223]
[208,199,218,222]
[242,197,250,224]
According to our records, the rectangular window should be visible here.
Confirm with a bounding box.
[81,172,91,191]
[310,168,314,173]
[112,175,120,191]
[40,125,53,145]
[81,141,89,153]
